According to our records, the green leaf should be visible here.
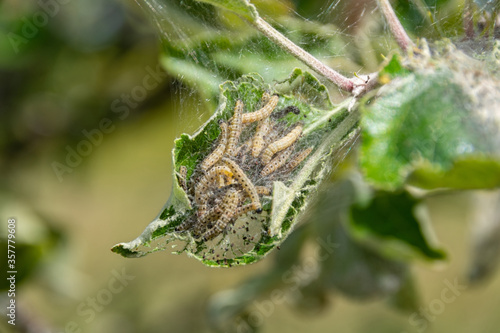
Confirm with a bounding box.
[349,190,446,261]
[361,42,500,190]
[378,53,411,83]
[112,71,359,266]
[195,0,259,22]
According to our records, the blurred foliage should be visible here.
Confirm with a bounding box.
[0,0,168,175]
[361,43,500,190]
[1,0,500,332]
[0,0,165,296]
[207,175,419,332]
[0,196,64,290]
[0,0,171,289]
[110,0,500,331]
[350,190,446,260]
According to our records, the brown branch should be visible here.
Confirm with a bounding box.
[251,17,355,92]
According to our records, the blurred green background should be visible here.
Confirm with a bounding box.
[1,0,500,332]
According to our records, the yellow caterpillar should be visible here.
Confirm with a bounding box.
[222,157,261,212]
[261,145,294,177]
[251,117,271,157]
[261,125,303,164]
[241,94,279,124]
[202,189,242,241]
[284,147,313,173]
[200,122,228,171]
[225,100,243,157]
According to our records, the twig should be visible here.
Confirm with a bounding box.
[411,0,444,37]
[377,0,414,52]
[251,17,355,92]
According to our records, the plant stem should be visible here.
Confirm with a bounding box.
[377,0,414,52]
[251,17,354,92]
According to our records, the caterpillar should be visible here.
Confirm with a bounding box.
[176,92,315,250]
[222,157,261,212]
[194,165,233,205]
[260,91,271,104]
[261,145,295,177]
[178,165,187,192]
[200,121,228,171]
[261,125,303,164]
[202,189,242,241]
[251,116,271,157]
[193,197,224,237]
[234,137,252,158]
[234,203,258,220]
[225,100,243,157]
[283,147,313,173]
[174,214,196,232]
[195,166,233,218]
[255,186,271,195]
[241,94,279,124]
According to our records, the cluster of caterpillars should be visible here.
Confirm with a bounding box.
[176,92,313,242]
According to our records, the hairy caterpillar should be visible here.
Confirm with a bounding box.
[261,125,303,164]
[261,145,295,177]
[283,147,313,173]
[202,189,242,241]
[201,121,228,171]
[225,100,243,157]
[241,94,279,124]
[222,157,261,213]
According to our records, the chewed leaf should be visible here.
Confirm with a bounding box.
[112,71,359,266]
